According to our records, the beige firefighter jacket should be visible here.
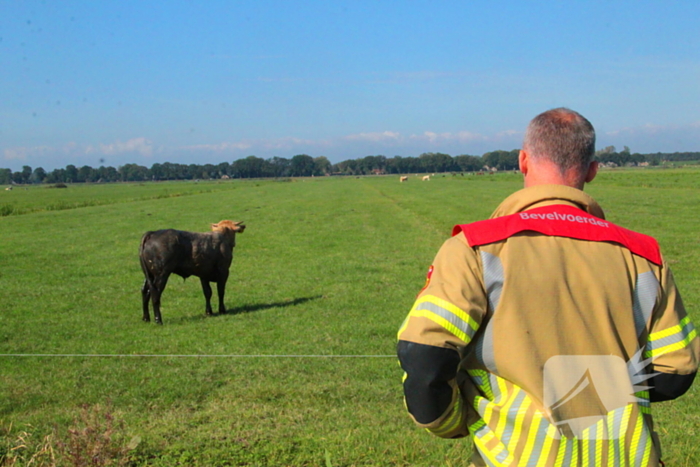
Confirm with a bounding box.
[398,184,699,466]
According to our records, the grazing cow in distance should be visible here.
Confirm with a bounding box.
[400,176,408,182]
[422,175,430,181]
[139,220,246,324]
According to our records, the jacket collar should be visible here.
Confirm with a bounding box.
[490,185,606,220]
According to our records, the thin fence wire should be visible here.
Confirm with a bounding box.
[0,353,395,358]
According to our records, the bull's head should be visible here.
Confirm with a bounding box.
[211,220,245,232]
[211,220,246,244]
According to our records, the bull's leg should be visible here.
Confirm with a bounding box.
[200,278,214,316]
[152,275,169,325]
[216,275,228,314]
[141,279,151,322]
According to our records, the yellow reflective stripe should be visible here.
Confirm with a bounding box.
[472,423,514,466]
[553,437,567,467]
[473,435,503,466]
[396,315,410,339]
[630,415,643,465]
[607,411,616,466]
[474,382,534,465]
[481,399,497,434]
[649,315,691,340]
[469,418,486,433]
[630,411,655,467]
[646,327,697,357]
[635,390,650,413]
[646,315,697,358]
[493,384,520,440]
[619,405,633,467]
[430,396,463,436]
[582,436,590,466]
[595,419,603,466]
[478,423,497,445]
[536,424,558,467]
[468,369,495,399]
[520,413,543,464]
[410,308,470,343]
[421,295,478,331]
[506,396,531,456]
[642,437,652,467]
[554,436,578,467]
[489,374,507,403]
[495,445,514,465]
[409,295,479,344]
[581,418,605,466]
[641,437,653,467]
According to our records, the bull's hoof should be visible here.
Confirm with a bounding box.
[143,317,150,322]
[155,319,163,325]
[219,309,227,315]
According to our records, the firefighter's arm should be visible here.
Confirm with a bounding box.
[647,264,699,402]
[397,236,487,438]
[397,341,465,437]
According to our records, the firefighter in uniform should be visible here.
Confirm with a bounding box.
[397,108,699,466]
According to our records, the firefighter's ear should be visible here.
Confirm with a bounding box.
[584,161,599,183]
[518,150,529,175]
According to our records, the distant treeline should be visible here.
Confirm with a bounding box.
[2,148,698,184]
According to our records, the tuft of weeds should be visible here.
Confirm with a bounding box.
[53,403,140,467]
[0,204,16,217]
[1,404,139,467]
[0,423,56,467]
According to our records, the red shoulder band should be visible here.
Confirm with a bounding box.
[452,205,662,265]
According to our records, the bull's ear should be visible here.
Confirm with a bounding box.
[211,223,218,230]
[236,222,246,233]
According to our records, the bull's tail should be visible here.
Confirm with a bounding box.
[139,232,156,291]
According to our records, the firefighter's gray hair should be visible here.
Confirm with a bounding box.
[523,108,596,173]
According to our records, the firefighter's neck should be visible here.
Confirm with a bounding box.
[518,150,598,190]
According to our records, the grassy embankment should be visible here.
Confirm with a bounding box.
[1,168,699,466]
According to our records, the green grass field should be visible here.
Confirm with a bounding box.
[1,168,699,466]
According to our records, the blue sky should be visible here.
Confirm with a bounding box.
[2,1,700,171]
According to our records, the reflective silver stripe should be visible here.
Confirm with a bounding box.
[524,415,549,466]
[559,436,574,466]
[477,251,503,374]
[633,417,650,467]
[647,320,696,350]
[585,424,598,464]
[636,390,650,410]
[414,300,478,343]
[500,389,527,447]
[494,445,510,464]
[633,271,658,337]
[481,251,504,311]
[609,406,626,463]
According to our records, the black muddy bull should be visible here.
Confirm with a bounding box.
[139,220,246,324]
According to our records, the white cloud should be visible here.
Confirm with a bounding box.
[4,147,30,162]
[180,136,333,154]
[87,137,156,157]
[407,130,496,144]
[184,142,253,152]
[262,137,329,149]
[599,122,700,153]
[344,131,401,143]
[3,145,57,163]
